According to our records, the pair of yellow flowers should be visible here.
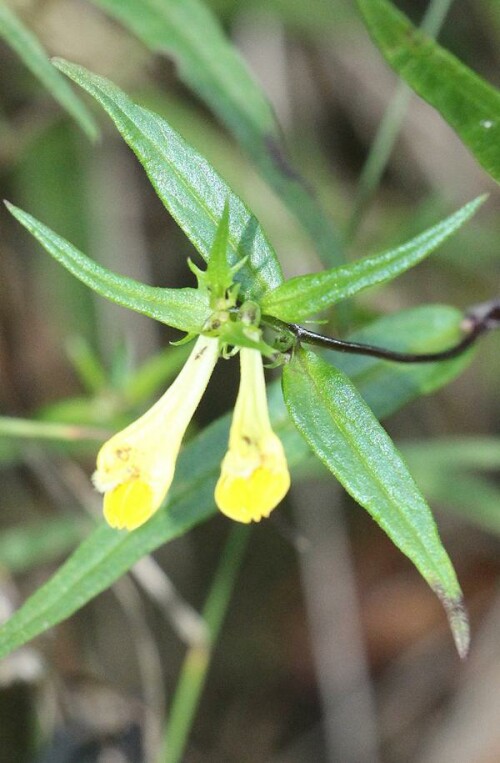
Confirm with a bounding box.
[93,335,290,530]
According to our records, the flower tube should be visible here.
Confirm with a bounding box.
[93,334,219,530]
[215,347,290,522]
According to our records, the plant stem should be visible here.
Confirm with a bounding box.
[266,297,500,363]
[346,0,456,242]
[0,416,109,441]
[158,524,251,763]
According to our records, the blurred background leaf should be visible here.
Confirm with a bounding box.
[358,0,500,183]
[403,438,500,536]
[0,4,98,139]
[90,0,344,268]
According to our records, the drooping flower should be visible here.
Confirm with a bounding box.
[93,334,219,530]
[215,347,290,523]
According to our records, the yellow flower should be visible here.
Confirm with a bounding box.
[93,335,219,530]
[215,347,290,523]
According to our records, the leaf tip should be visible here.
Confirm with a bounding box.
[51,57,83,83]
[470,192,489,211]
[50,58,100,143]
[51,56,69,72]
[439,589,470,659]
[4,199,19,217]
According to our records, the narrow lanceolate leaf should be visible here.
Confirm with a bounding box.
[282,347,469,657]
[89,0,344,268]
[261,196,485,322]
[0,306,473,660]
[6,203,210,334]
[53,60,283,300]
[357,0,500,183]
[0,5,97,140]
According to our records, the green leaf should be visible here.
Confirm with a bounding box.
[261,196,485,322]
[53,60,283,299]
[0,305,472,660]
[282,347,469,657]
[0,5,98,140]
[6,202,210,334]
[357,0,500,183]
[204,198,233,299]
[89,0,344,267]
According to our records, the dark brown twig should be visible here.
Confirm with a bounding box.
[265,298,500,364]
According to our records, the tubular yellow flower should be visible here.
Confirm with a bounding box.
[215,347,290,523]
[93,335,219,530]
